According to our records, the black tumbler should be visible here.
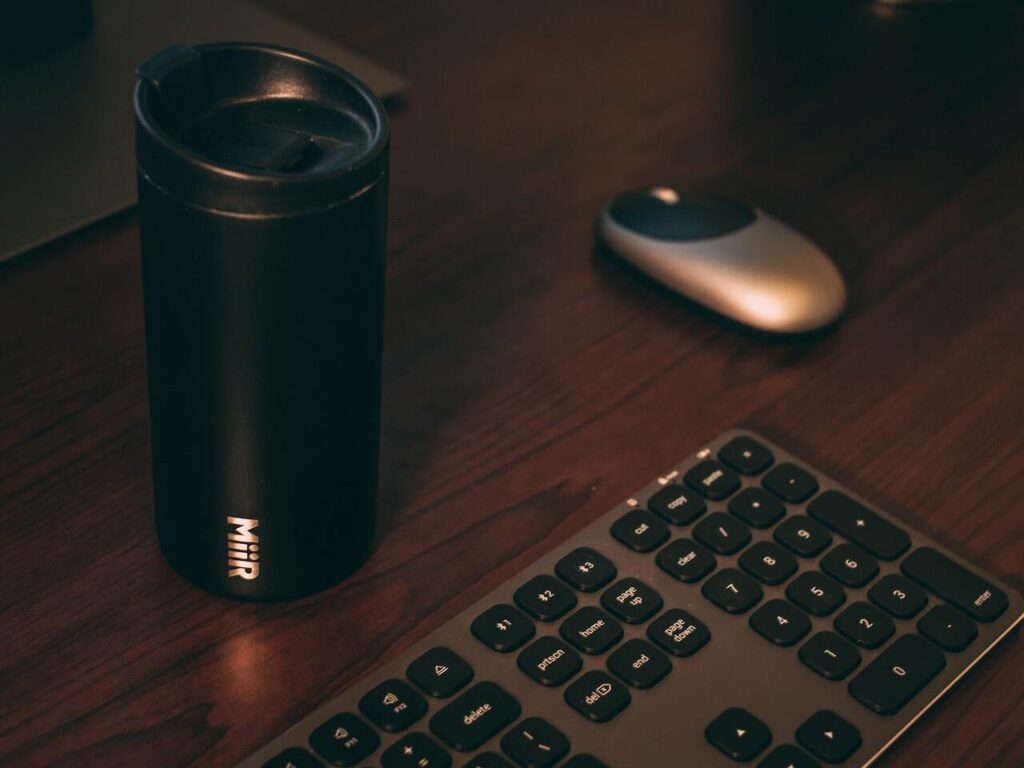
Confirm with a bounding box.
[134,43,389,600]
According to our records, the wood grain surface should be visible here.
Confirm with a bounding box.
[2,2,1022,766]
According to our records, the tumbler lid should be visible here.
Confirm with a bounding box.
[134,42,388,215]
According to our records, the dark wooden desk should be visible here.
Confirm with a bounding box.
[2,2,1022,766]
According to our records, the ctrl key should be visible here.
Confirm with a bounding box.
[308,713,380,766]
[564,670,631,722]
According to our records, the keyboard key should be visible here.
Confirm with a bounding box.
[517,636,582,686]
[758,744,820,768]
[600,577,663,623]
[647,608,711,657]
[382,733,452,768]
[564,670,631,722]
[868,574,928,619]
[705,707,772,762]
[500,717,569,768]
[807,490,910,560]
[429,682,521,751]
[359,680,427,732]
[786,572,846,617]
[560,606,624,654]
[656,538,716,583]
[464,753,514,768]
[739,541,798,584]
[901,546,1007,622]
[562,757,609,768]
[607,638,672,688]
[833,603,894,649]
[693,512,751,555]
[799,632,860,681]
[407,647,474,698]
[471,605,535,652]
[647,483,706,525]
[684,459,741,500]
[263,747,323,768]
[796,710,861,764]
[820,543,878,588]
[762,463,818,503]
[514,575,577,621]
[749,599,811,647]
[774,516,831,558]
[917,604,978,652]
[555,547,616,592]
[849,634,946,715]
[729,487,786,528]
[610,509,669,552]
[719,435,774,475]
[702,568,764,614]
[309,713,380,766]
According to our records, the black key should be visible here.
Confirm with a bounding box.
[429,682,521,752]
[309,713,380,766]
[739,541,798,585]
[517,636,582,686]
[471,604,535,652]
[463,753,514,768]
[762,463,818,503]
[647,483,706,525]
[647,608,712,657]
[868,574,928,619]
[705,707,772,762]
[729,487,786,528]
[799,631,860,681]
[758,744,820,768]
[610,509,669,552]
[719,435,775,475]
[359,680,427,733]
[656,538,716,583]
[263,747,323,768]
[833,603,894,649]
[849,634,946,715]
[749,599,811,647]
[600,577,663,624]
[786,572,846,617]
[407,647,474,698]
[774,516,831,558]
[917,604,978,652]
[607,638,672,689]
[807,490,910,560]
[560,606,623,654]
[684,459,741,500]
[901,546,1007,622]
[564,670,631,722]
[820,544,878,588]
[702,568,763,614]
[796,710,861,764]
[514,575,577,621]
[693,512,751,555]
[555,547,616,593]
[382,733,452,768]
[500,718,569,768]
[562,757,609,768]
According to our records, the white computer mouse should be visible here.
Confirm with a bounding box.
[597,187,847,334]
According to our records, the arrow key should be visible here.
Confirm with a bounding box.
[705,707,772,761]
[796,710,861,764]
[757,744,820,768]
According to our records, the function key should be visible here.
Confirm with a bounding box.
[693,512,751,555]
[264,747,324,768]
[555,547,616,592]
[564,670,632,722]
[833,603,894,649]
[796,710,861,764]
[309,713,380,766]
[563,757,610,768]
[729,487,786,528]
[917,604,978,652]
[514,574,577,621]
[600,577,663,624]
[429,682,521,752]
[762,463,818,503]
[684,459,741,500]
[705,707,772,762]
[798,631,860,681]
[656,538,716,583]
[749,599,811,647]
[359,679,427,732]
[647,608,712,657]
[471,604,535,652]
[786,572,846,617]
[719,435,775,475]
[607,638,672,689]
[702,568,764,614]
[820,543,878,588]
[739,541,798,585]
[901,546,1008,622]
[407,647,474,698]
[849,634,946,715]
[757,744,821,768]
[500,717,569,768]
[868,574,928,619]
[464,754,514,768]
[381,733,452,768]
[774,516,831,558]
[610,509,669,552]
[807,490,910,560]
[560,606,624,654]
[647,483,706,525]
[517,636,582,687]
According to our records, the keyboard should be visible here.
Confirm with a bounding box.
[238,430,1023,768]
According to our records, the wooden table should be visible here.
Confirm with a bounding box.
[2,2,1022,766]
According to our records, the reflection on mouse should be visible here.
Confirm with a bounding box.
[597,187,847,334]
